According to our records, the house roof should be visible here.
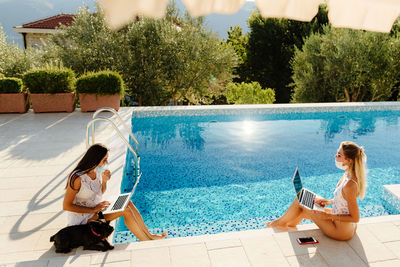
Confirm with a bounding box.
[21,14,75,29]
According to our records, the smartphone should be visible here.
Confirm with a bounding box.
[297,237,318,245]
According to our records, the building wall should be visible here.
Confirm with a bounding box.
[25,33,51,48]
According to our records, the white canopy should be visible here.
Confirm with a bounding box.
[98,0,400,32]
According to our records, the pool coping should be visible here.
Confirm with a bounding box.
[130,102,400,117]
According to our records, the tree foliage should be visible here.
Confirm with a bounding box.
[226,81,275,104]
[243,5,328,103]
[43,4,237,106]
[292,26,400,102]
[0,25,42,78]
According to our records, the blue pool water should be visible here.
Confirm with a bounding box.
[114,109,400,243]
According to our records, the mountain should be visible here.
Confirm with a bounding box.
[0,0,256,47]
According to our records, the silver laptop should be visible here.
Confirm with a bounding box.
[292,167,324,211]
[102,192,133,214]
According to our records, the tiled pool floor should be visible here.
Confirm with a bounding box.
[1,105,400,266]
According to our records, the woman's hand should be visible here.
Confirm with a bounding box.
[102,170,111,182]
[93,201,110,212]
[314,198,333,207]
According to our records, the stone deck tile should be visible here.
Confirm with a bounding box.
[0,231,42,254]
[0,199,61,217]
[312,231,367,266]
[0,212,65,235]
[367,222,400,243]
[369,259,400,266]
[205,239,241,250]
[241,236,289,266]
[208,247,250,267]
[285,252,329,267]
[91,261,131,267]
[131,247,171,267]
[169,244,211,267]
[273,229,319,257]
[47,255,92,267]
[383,241,400,259]
[0,187,64,202]
[4,259,49,267]
[347,225,397,264]
[90,250,131,265]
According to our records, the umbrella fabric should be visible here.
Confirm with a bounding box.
[98,0,400,33]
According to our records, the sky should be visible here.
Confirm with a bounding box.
[0,0,256,47]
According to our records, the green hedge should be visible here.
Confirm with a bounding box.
[22,68,75,94]
[0,78,24,93]
[76,71,124,95]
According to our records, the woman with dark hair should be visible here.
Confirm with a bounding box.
[63,143,166,241]
[267,141,367,241]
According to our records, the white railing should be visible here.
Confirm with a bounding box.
[86,107,141,192]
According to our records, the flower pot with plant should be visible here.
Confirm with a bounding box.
[76,70,124,112]
[23,68,76,113]
[0,77,29,113]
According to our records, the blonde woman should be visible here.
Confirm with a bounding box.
[267,141,367,241]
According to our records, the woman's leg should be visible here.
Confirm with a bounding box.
[267,198,307,229]
[104,208,152,241]
[126,201,167,239]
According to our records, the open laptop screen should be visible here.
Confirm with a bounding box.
[292,168,303,195]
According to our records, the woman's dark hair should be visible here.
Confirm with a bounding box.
[66,143,109,190]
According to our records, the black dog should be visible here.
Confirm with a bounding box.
[50,220,114,253]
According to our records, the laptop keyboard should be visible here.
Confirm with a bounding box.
[302,190,316,209]
[112,195,129,211]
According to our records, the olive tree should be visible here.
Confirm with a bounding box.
[0,25,41,78]
[292,26,400,102]
[43,4,237,106]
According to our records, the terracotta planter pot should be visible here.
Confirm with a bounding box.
[0,93,29,113]
[78,93,121,112]
[30,93,75,113]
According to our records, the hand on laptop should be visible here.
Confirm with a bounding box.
[94,201,111,212]
[314,198,333,207]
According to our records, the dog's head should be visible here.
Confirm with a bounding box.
[88,220,114,239]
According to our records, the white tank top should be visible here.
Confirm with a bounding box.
[66,170,103,226]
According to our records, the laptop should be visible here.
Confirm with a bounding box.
[292,167,324,211]
[102,192,133,215]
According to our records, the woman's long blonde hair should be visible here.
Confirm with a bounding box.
[341,141,367,199]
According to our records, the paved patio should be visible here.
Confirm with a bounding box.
[1,107,400,267]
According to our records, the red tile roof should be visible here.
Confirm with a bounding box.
[22,14,75,29]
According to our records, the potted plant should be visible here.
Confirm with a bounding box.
[0,77,29,113]
[23,68,76,113]
[76,70,124,112]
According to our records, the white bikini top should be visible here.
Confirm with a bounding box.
[332,175,358,215]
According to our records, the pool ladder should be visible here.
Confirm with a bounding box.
[86,107,142,193]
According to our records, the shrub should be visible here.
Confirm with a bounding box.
[0,73,4,78]
[22,68,75,94]
[0,78,23,93]
[76,70,124,95]
[226,82,275,104]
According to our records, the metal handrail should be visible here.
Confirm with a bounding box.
[86,117,141,188]
[92,107,139,154]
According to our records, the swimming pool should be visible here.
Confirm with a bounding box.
[114,103,400,243]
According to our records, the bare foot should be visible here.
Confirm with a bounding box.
[151,232,167,240]
[266,219,282,228]
[266,220,289,230]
